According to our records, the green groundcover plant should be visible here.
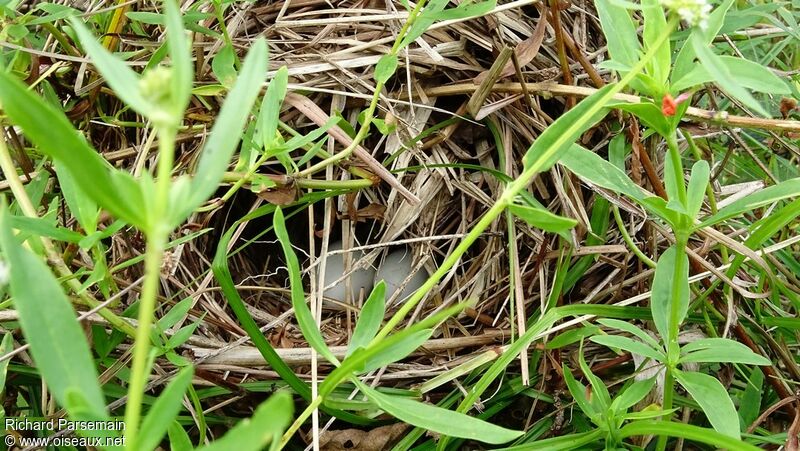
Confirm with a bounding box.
[0,0,797,449]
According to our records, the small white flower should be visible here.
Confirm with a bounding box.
[661,0,712,29]
[0,261,10,286]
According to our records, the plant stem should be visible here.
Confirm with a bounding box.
[280,391,324,448]
[123,127,175,448]
[296,0,429,177]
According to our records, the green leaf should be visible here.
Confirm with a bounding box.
[609,102,672,138]
[273,207,339,365]
[679,338,770,365]
[181,38,268,224]
[168,421,193,451]
[672,55,791,94]
[686,160,709,219]
[590,335,664,362]
[523,85,614,170]
[577,346,611,410]
[195,392,294,451]
[0,208,106,417]
[212,44,238,87]
[562,364,599,421]
[0,333,14,392]
[0,72,145,227]
[620,420,760,451]
[674,369,740,439]
[505,429,605,451]
[507,203,577,240]
[257,66,289,151]
[641,0,670,86]
[375,54,398,84]
[650,246,689,342]
[611,377,657,413]
[738,367,763,429]
[55,164,99,234]
[597,318,662,351]
[347,281,386,356]
[697,178,800,228]
[362,329,431,373]
[595,0,640,67]
[353,380,522,444]
[69,17,162,119]
[559,145,646,201]
[139,366,194,451]
[691,32,769,117]
[399,0,496,49]
[164,0,192,113]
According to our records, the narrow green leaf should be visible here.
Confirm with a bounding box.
[347,281,386,356]
[651,246,688,342]
[362,329,431,373]
[672,56,791,94]
[181,38,268,223]
[562,364,598,421]
[523,85,614,170]
[697,178,800,228]
[139,366,194,451]
[596,318,662,351]
[609,102,672,138]
[0,72,145,226]
[55,164,99,233]
[595,0,640,67]
[738,367,763,429]
[686,160,709,219]
[679,338,770,365]
[273,208,339,365]
[577,347,611,410]
[590,335,664,362]
[507,203,577,240]
[559,145,646,201]
[375,54,398,84]
[691,33,769,117]
[164,0,192,113]
[674,369,740,439]
[620,420,759,451]
[611,377,657,413]
[0,333,14,392]
[354,380,522,444]
[195,392,294,451]
[0,208,106,417]
[168,421,193,451]
[258,66,289,151]
[641,0,670,86]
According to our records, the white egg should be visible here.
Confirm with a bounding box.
[322,241,376,306]
[375,248,429,305]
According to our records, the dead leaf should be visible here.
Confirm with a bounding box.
[319,423,407,450]
[258,184,299,205]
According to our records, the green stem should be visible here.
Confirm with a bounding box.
[123,127,175,448]
[613,206,656,268]
[296,0,430,177]
[280,396,323,448]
